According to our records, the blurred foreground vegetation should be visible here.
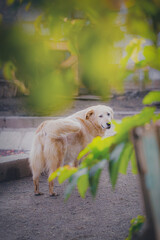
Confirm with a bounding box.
[0,0,160,114]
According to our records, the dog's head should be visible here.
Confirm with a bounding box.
[86,105,113,131]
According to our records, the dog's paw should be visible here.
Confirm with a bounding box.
[35,192,44,196]
[49,192,59,197]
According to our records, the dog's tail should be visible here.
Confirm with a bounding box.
[29,133,45,179]
[29,119,81,176]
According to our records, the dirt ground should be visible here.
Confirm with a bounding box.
[0,167,144,240]
[0,91,149,240]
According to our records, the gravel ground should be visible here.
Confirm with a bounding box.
[0,167,144,240]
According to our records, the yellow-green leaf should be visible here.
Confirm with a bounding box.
[58,166,77,184]
[143,91,160,105]
[25,2,31,11]
[119,142,133,175]
[6,0,14,6]
[130,151,138,175]
[77,146,90,160]
[48,169,59,182]
[77,173,89,198]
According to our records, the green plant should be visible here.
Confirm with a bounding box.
[1,0,160,114]
[126,215,146,240]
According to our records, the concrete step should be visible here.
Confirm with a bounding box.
[0,128,34,182]
[0,111,148,128]
[0,154,31,182]
[0,128,35,150]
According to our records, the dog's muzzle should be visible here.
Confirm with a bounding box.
[101,123,111,129]
[106,123,111,129]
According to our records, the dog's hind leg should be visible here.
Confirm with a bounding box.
[29,135,45,196]
[32,167,44,196]
[32,154,45,196]
[48,151,65,196]
[48,158,62,196]
[46,138,66,196]
[33,177,43,196]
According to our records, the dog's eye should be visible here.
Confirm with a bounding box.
[99,115,103,118]
[107,113,110,116]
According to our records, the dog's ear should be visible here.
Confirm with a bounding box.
[107,107,114,119]
[110,109,114,120]
[86,109,94,120]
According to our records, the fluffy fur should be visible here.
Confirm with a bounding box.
[29,105,113,196]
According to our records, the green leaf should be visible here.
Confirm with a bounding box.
[77,170,89,198]
[6,0,15,6]
[143,45,156,63]
[126,215,145,240]
[130,151,138,175]
[119,142,134,175]
[114,107,156,145]
[81,153,98,168]
[65,176,78,201]
[48,168,59,182]
[58,166,78,184]
[109,142,126,188]
[77,146,90,160]
[152,113,160,122]
[78,136,108,168]
[64,168,88,200]
[3,61,16,81]
[121,38,145,68]
[143,46,160,70]
[48,165,77,183]
[143,91,160,105]
[89,159,106,197]
[25,2,31,11]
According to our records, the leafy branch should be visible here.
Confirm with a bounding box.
[49,91,160,200]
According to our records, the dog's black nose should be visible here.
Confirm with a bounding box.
[106,123,111,129]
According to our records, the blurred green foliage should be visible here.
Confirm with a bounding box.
[0,0,160,114]
[0,24,76,113]
[143,91,160,104]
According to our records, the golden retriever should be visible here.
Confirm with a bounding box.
[29,105,113,196]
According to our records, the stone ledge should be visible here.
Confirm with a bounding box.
[0,155,31,182]
[0,116,58,128]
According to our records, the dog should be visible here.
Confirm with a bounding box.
[29,105,113,196]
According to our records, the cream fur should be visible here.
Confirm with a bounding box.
[29,105,113,196]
